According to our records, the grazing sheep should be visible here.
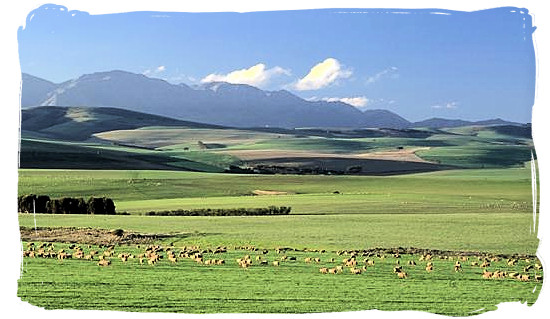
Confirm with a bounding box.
[168,255,177,263]
[508,272,519,279]
[314,257,320,263]
[535,274,543,282]
[397,272,408,279]
[98,259,111,267]
[519,274,530,282]
[272,261,280,267]
[217,259,225,265]
[471,261,479,267]
[425,265,433,272]
[393,266,403,273]
[480,261,490,268]
[319,267,329,274]
[335,266,343,272]
[524,265,534,272]
[535,263,542,270]
[408,260,416,266]
[304,257,312,263]
[482,270,493,279]
[349,267,362,275]
[366,259,375,266]
[328,268,337,274]
[454,262,462,272]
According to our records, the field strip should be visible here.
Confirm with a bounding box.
[114,192,530,215]
[218,147,433,163]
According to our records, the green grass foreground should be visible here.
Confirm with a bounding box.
[18,242,542,315]
[17,163,541,314]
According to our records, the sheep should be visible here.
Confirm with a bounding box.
[454,262,462,272]
[535,274,543,282]
[304,257,312,263]
[328,268,337,274]
[216,259,225,265]
[349,267,362,275]
[314,257,321,263]
[335,266,343,273]
[508,272,519,279]
[408,260,416,266]
[272,261,280,267]
[519,274,530,282]
[482,270,493,279]
[480,261,490,268]
[319,267,329,274]
[535,263,542,270]
[471,261,479,267]
[98,259,111,267]
[397,272,408,279]
[168,255,177,263]
[492,271,503,279]
[393,266,403,273]
[524,265,534,272]
[425,265,433,272]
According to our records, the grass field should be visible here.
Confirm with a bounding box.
[18,241,542,315]
[17,118,541,314]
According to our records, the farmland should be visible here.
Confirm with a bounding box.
[17,161,542,315]
[17,107,541,314]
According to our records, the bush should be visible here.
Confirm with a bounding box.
[146,206,291,216]
[17,194,116,215]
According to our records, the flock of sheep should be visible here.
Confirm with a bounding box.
[22,242,543,282]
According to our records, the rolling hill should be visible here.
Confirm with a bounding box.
[21,105,223,141]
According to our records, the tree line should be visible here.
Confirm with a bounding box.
[18,194,116,215]
[145,206,291,216]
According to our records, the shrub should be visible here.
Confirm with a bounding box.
[17,195,116,215]
[146,206,291,216]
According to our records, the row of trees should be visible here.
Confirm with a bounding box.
[146,206,291,216]
[18,194,116,215]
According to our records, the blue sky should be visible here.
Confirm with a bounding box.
[18,4,536,122]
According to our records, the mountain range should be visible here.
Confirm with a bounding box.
[20,71,521,129]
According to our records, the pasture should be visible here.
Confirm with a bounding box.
[18,241,542,315]
[17,144,541,314]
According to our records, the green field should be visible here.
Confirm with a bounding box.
[17,111,542,315]
[18,241,542,315]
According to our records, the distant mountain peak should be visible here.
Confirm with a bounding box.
[20,70,525,129]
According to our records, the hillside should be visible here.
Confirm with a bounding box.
[21,105,223,141]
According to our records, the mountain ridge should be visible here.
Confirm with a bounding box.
[21,71,523,129]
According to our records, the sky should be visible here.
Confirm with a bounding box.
[17,4,536,122]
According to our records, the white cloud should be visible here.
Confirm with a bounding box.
[143,65,166,76]
[307,96,368,108]
[431,101,459,109]
[294,58,352,91]
[366,66,399,84]
[200,63,291,88]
